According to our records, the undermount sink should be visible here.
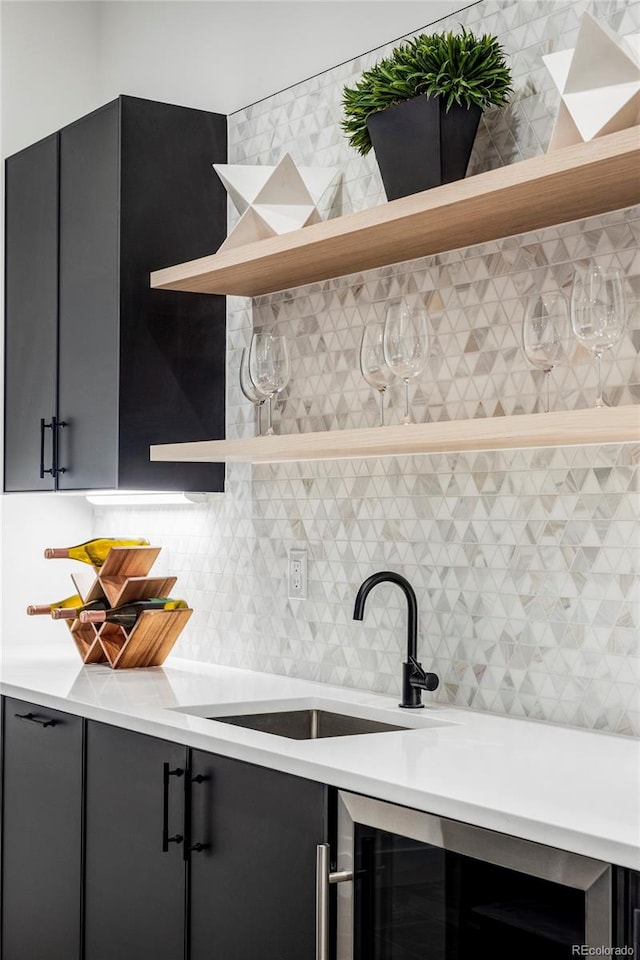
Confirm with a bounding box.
[171,698,454,740]
[214,708,409,740]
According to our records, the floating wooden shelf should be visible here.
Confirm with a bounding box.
[150,128,640,297]
[150,406,640,465]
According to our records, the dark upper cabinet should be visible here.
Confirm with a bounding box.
[0,698,84,960]
[4,134,59,492]
[4,95,227,493]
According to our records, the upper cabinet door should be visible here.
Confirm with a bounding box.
[4,134,59,491]
[57,101,120,490]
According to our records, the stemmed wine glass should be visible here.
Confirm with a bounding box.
[570,263,626,408]
[239,347,267,436]
[249,332,290,436]
[359,322,395,426]
[382,299,429,425]
[522,293,567,413]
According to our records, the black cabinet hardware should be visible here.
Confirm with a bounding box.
[183,770,209,861]
[14,711,58,728]
[39,418,54,478]
[161,763,184,852]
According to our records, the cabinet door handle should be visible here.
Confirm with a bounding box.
[14,711,57,728]
[161,763,184,852]
[52,418,67,477]
[183,771,209,861]
[316,844,353,960]
[39,418,54,478]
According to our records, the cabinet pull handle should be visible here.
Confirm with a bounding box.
[184,771,209,861]
[161,763,184,852]
[52,418,67,477]
[14,711,57,728]
[39,418,54,478]
[316,844,352,960]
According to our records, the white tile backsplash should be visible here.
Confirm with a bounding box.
[96,0,640,736]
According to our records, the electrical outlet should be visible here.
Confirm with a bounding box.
[288,549,308,600]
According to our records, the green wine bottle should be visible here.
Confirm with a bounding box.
[26,594,83,616]
[79,598,188,630]
[43,537,150,568]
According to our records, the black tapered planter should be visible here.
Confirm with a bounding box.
[367,94,482,201]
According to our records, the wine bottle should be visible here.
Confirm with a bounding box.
[80,598,188,630]
[43,537,150,568]
[26,593,83,616]
[51,598,110,621]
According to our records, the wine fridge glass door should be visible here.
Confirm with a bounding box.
[335,792,612,960]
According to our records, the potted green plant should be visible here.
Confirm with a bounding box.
[341,27,513,201]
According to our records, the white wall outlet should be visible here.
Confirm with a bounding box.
[288,549,308,600]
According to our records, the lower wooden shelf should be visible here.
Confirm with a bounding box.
[150,405,640,465]
[97,609,193,669]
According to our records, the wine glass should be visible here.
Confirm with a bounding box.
[239,347,267,436]
[570,263,627,408]
[248,332,290,436]
[382,299,429,425]
[359,323,395,426]
[522,293,567,413]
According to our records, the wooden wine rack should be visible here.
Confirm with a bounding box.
[61,546,192,669]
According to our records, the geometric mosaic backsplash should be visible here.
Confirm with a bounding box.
[97,0,640,736]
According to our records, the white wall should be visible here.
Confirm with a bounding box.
[2,496,96,646]
[2,0,466,154]
[1,1,101,156]
[96,1,465,115]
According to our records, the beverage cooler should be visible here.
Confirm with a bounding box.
[317,792,613,959]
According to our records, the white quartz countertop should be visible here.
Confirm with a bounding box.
[1,644,638,870]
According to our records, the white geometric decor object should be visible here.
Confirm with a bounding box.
[213,154,339,252]
[543,12,640,151]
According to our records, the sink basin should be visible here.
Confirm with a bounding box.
[171,697,454,739]
[213,708,409,740]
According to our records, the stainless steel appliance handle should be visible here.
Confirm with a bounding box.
[316,843,353,960]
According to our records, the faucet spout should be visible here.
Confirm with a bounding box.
[353,571,439,709]
[353,570,418,661]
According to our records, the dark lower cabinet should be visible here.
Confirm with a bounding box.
[188,749,327,960]
[1,697,636,959]
[84,723,187,960]
[0,697,83,960]
[83,722,327,960]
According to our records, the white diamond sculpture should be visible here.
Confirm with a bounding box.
[213,154,339,252]
[543,12,640,150]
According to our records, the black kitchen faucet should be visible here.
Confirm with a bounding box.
[353,571,439,708]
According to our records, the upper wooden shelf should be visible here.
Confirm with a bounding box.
[150,405,640,466]
[150,128,640,298]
